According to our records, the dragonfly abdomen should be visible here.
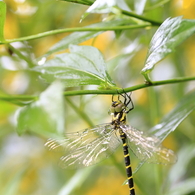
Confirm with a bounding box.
[120,130,135,195]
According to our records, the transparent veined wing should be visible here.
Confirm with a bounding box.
[120,124,177,164]
[45,123,121,168]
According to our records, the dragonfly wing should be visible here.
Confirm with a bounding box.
[146,146,177,164]
[45,123,114,152]
[120,124,177,164]
[45,123,121,168]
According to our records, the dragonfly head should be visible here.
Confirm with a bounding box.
[109,100,126,115]
[109,92,134,116]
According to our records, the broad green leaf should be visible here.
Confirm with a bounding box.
[133,90,195,173]
[141,17,195,80]
[44,19,136,56]
[16,81,65,137]
[0,1,6,42]
[149,90,195,140]
[167,145,195,195]
[34,45,115,88]
[168,145,195,185]
[167,178,195,195]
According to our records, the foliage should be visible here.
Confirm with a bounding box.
[1,0,195,195]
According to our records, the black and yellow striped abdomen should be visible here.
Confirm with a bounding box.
[120,130,135,195]
[111,94,135,195]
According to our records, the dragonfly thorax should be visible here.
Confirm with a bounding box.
[110,100,127,126]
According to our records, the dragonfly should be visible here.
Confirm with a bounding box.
[45,92,177,195]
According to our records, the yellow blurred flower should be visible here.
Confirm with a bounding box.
[182,0,194,9]
[173,0,195,18]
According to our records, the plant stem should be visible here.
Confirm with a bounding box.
[120,10,162,26]
[0,76,195,104]
[61,0,93,6]
[62,1,162,26]
[64,76,195,96]
[0,95,38,104]
[0,6,162,44]
[65,97,94,127]
[1,24,150,44]
[8,44,35,68]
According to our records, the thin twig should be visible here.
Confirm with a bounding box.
[1,76,195,105]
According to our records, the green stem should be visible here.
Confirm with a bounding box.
[8,44,35,68]
[0,2,162,44]
[61,0,93,6]
[120,10,162,26]
[0,76,195,104]
[63,76,195,96]
[65,97,94,127]
[62,1,162,26]
[0,95,37,102]
[1,24,150,44]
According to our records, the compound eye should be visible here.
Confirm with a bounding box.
[114,103,124,112]
[110,100,125,114]
[108,107,115,115]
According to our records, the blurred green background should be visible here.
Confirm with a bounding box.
[1,0,195,195]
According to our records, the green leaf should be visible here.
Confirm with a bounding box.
[149,90,195,140]
[0,1,6,42]
[44,19,135,56]
[168,178,195,195]
[16,81,65,137]
[141,17,195,80]
[34,45,115,88]
[168,145,195,185]
[167,145,195,195]
[134,90,195,173]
